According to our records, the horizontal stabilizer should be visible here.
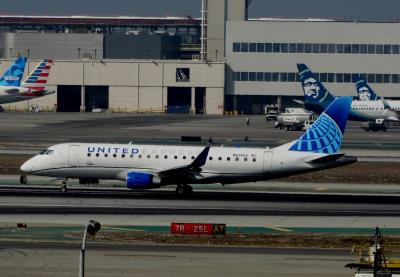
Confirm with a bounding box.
[307,154,357,166]
[293,99,304,105]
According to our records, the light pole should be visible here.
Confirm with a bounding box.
[80,220,101,277]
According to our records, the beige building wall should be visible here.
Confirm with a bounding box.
[138,87,163,110]
[205,87,225,114]
[108,86,138,111]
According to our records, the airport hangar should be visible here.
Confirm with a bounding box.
[1,0,400,114]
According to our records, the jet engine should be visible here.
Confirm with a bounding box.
[126,172,161,189]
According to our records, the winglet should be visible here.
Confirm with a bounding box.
[289,96,352,154]
[191,146,210,168]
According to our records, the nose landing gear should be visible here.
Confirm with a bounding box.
[175,184,193,196]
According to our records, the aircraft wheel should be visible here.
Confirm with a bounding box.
[20,175,27,184]
[176,185,193,196]
[60,185,68,193]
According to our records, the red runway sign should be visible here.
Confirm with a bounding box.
[171,223,226,235]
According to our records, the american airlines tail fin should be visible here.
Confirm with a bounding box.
[289,96,352,154]
[297,64,336,114]
[22,59,53,92]
[353,75,379,101]
[0,57,27,87]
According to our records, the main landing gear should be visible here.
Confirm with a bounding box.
[175,184,193,196]
[57,178,68,192]
[20,175,27,184]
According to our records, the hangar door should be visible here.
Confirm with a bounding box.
[57,85,81,112]
[85,86,109,112]
[167,87,191,114]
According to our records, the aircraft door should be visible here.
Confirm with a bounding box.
[68,145,80,167]
[263,151,272,172]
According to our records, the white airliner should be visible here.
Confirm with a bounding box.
[0,59,54,104]
[20,97,356,195]
[297,64,400,122]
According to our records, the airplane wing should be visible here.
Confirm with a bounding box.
[4,88,20,94]
[158,146,210,180]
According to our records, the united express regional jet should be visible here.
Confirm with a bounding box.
[0,59,55,104]
[20,97,356,195]
[297,64,400,122]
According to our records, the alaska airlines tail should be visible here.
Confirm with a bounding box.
[297,64,336,114]
[353,75,379,101]
[0,57,27,87]
[289,96,352,154]
[22,59,53,92]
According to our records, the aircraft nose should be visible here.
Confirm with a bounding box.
[20,159,33,173]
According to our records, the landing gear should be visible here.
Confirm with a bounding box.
[57,179,68,193]
[175,184,193,196]
[20,175,27,184]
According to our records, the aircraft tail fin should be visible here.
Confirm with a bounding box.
[22,59,53,91]
[0,57,27,87]
[288,96,352,154]
[297,64,336,114]
[353,75,379,101]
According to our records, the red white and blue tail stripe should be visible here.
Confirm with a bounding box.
[22,59,53,93]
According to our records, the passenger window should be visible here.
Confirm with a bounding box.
[96,153,99,157]
[253,158,256,162]
[164,155,168,159]
[174,156,178,159]
[183,156,186,159]
[147,155,150,158]
[218,157,222,161]
[122,154,125,158]
[130,154,134,158]
[209,157,213,161]
[191,156,195,160]
[244,158,248,162]
[235,157,239,161]
[138,155,142,158]
[227,157,231,161]
[87,153,91,157]
[155,155,159,159]
[105,154,108,157]
[113,154,117,158]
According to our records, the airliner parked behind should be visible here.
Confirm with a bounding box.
[20,97,356,195]
[0,59,54,104]
[297,64,400,122]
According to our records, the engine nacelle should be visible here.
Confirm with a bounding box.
[126,172,160,189]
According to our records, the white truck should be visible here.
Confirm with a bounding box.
[274,108,314,131]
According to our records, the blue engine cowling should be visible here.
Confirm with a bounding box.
[126,172,153,189]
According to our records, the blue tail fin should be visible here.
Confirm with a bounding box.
[289,96,352,154]
[0,57,27,86]
[297,64,336,114]
[353,75,378,101]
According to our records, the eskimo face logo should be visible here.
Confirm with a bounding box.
[358,86,371,101]
[303,77,321,99]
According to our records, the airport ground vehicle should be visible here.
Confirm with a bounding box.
[265,106,279,121]
[274,108,314,131]
[361,119,387,132]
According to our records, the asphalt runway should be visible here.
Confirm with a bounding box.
[0,112,399,149]
[0,242,352,277]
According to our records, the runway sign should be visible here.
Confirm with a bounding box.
[171,223,226,235]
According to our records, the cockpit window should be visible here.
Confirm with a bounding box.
[39,149,54,155]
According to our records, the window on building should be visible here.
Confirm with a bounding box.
[376,45,384,54]
[344,73,352,83]
[328,44,335,53]
[273,43,281,52]
[312,43,320,53]
[288,72,296,82]
[392,45,400,54]
[296,43,305,53]
[384,74,391,83]
[327,73,335,82]
[336,44,344,53]
[304,43,312,53]
[319,73,327,82]
[233,42,240,52]
[257,72,264,81]
[352,44,360,54]
[367,74,375,83]
[281,43,288,53]
[295,73,300,82]
[249,43,257,52]
[336,73,344,83]
[264,72,272,82]
[376,74,383,83]
[241,42,249,52]
[272,72,279,82]
[280,72,288,82]
[289,43,297,53]
[344,44,351,53]
[320,44,327,53]
[249,72,256,81]
[256,43,264,52]
[265,43,272,52]
[392,74,399,83]
[368,44,375,54]
[233,72,240,81]
[384,44,391,54]
[241,72,249,81]
[360,44,367,54]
